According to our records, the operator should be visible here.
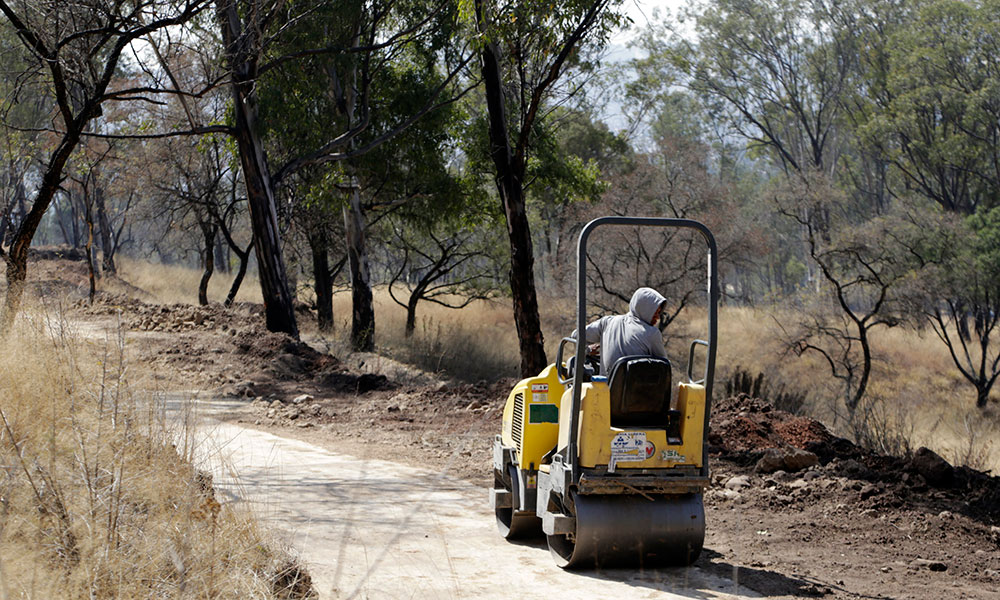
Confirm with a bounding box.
[577,287,669,376]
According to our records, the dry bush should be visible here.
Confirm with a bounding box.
[0,307,307,599]
[116,256,262,306]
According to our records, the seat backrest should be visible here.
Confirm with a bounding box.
[607,355,672,427]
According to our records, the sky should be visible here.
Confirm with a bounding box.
[601,0,690,133]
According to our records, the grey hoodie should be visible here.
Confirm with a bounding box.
[581,287,668,375]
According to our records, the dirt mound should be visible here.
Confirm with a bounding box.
[78,291,263,334]
[709,393,838,455]
[709,393,1000,527]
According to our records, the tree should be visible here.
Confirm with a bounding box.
[0,0,211,327]
[855,0,1000,215]
[217,0,471,347]
[904,207,1000,408]
[470,0,625,377]
[776,174,909,422]
[677,0,854,176]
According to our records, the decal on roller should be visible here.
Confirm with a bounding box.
[660,449,687,462]
[530,383,549,403]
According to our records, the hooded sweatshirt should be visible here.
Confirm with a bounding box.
[581,287,668,375]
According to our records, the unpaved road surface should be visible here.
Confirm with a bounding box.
[193,400,754,600]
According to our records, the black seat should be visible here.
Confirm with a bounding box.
[607,355,676,430]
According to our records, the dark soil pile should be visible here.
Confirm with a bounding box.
[708,393,1000,527]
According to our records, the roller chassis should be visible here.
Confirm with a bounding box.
[491,217,719,568]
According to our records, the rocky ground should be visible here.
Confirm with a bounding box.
[23,254,1000,599]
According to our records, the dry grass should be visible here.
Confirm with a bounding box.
[0,305,305,599]
[108,259,1000,473]
[116,256,262,305]
[336,295,999,472]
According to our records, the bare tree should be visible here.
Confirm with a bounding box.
[386,220,500,337]
[777,175,909,420]
[0,0,211,327]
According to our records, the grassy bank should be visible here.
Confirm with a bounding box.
[0,308,307,599]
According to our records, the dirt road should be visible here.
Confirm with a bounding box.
[192,399,755,600]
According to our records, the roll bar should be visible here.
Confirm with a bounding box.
[568,217,719,481]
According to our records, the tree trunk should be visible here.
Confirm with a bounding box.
[225,239,253,308]
[308,228,334,332]
[95,185,116,274]
[405,294,418,338]
[218,0,299,338]
[976,385,990,409]
[198,220,217,306]
[344,181,374,351]
[84,197,97,304]
[479,31,547,378]
[3,128,83,329]
[215,233,229,274]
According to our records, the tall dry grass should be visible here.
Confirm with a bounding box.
[116,256,262,305]
[110,259,999,472]
[341,294,999,472]
[0,306,306,599]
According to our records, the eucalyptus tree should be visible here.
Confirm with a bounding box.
[217,0,472,346]
[468,0,626,377]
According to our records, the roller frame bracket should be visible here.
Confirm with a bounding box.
[489,487,512,509]
[542,512,576,536]
[493,436,516,472]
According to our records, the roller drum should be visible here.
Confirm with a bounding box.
[547,492,704,569]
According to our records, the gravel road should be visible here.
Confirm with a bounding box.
[192,400,756,600]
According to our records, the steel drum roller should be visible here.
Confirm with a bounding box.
[547,492,705,569]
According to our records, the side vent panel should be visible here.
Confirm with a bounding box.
[511,392,524,448]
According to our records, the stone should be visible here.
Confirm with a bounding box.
[755,449,785,474]
[909,559,947,572]
[909,447,954,488]
[755,447,819,474]
[721,489,742,501]
[292,394,314,405]
[859,483,879,500]
[783,448,820,471]
[725,475,751,491]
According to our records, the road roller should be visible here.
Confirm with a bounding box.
[490,217,718,568]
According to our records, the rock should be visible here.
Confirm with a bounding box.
[985,569,1000,579]
[755,447,819,474]
[292,394,314,405]
[725,475,751,491]
[721,489,741,501]
[840,459,870,478]
[909,447,954,488]
[755,449,785,474]
[803,470,822,481]
[909,558,947,572]
[937,510,953,520]
[784,448,820,471]
[859,483,879,500]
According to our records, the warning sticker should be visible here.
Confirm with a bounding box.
[531,383,549,403]
[610,432,647,462]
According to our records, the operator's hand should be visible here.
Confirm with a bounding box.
[587,343,600,357]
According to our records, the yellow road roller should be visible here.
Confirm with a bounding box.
[490,216,718,568]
